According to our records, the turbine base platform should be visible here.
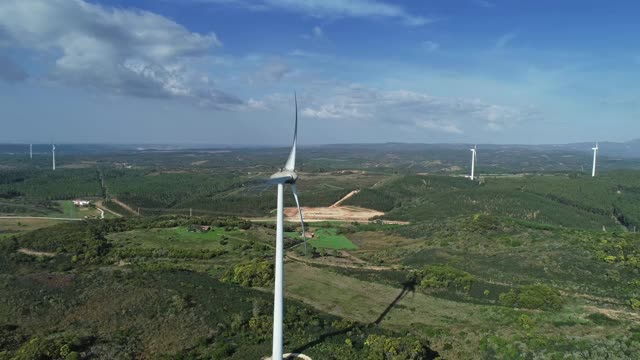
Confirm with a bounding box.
[263,353,312,360]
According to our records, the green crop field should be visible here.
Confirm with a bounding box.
[308,228,358,250]
[107,226,247,250]
[61,200,77,218]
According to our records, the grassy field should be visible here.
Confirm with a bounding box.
[58,200,104,219]
[284,261,638,359]
[0,218,64,238]
[107,226,239,250]
[308,228,358,250]
[61,200,77,218]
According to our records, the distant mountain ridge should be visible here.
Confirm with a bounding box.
[3,140,640,158]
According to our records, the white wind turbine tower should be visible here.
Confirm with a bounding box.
[52,143,56,171]
[470,145,477,180]
[591,142,598,177]
[267,93,307,360]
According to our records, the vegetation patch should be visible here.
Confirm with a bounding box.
[221,261,274,287]
[414,265,475,292]
[307,228,358,250]
[586,312,621,326]
[499,284,565,310]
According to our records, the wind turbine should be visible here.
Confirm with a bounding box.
[470,145,477,180]
[52,143,56,171]
[591,142,598,177]
[267,93,306,360]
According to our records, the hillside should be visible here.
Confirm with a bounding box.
[1,214,639,358]
[345,171,640,231]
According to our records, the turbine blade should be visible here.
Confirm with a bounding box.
[284,93,297,171]
[291,184,306,255]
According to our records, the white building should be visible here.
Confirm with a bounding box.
[73,199,91,207]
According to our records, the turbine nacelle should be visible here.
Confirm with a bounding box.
[270,170,298,184]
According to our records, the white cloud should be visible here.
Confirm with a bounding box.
[301,25,325,40]
[312,26,324,38]
[496,32,518,49]
[417,120,462,134]
[197,0,432,26]
[299,85,535,133]
[421,41,440,52]
[247,98,268,110]
[256,59,294,82]
[473,0,495,8]
[0,0,241,108]
[302,103,369,119]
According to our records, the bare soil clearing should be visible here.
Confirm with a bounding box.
[18,248,56,257]
[284,205,384,222]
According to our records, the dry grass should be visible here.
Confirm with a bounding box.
[349,231,422,253]
[0,218,63,233]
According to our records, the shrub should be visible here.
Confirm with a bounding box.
[467,214,500,231]
[587,313,620,325]
[499,284,564,310]
[363,334,434,360]
[416,265,474,292]
[517,314,535,330]
[220,261,274,287]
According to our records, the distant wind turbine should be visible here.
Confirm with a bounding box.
[52,143,56,171]
[267,93,306,360]
[470,145,477,180]
[591,142,598,177]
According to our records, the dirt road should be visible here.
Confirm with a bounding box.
[0,216,82,221]
[95,200,122,217]
[18,248,56,257]
[330,190,360,208]
[110,198,138,215]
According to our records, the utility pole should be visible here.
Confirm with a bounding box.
[190,208,192,217]
[29,144,32,159]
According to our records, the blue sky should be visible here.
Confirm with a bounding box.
[1,0,639,145]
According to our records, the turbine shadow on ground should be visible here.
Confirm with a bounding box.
[289,278,439,358]
[372,278,416,325]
